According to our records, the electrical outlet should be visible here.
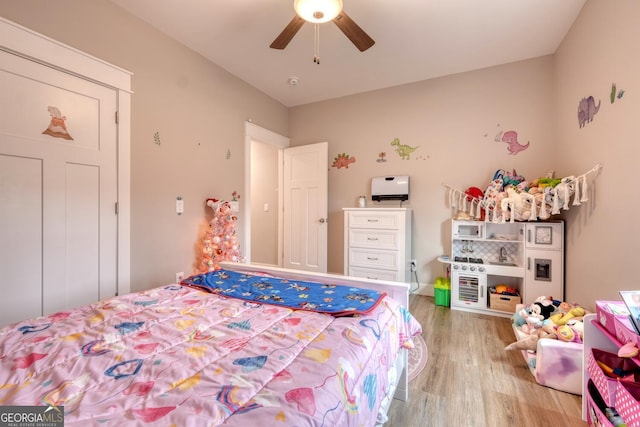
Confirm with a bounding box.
[410,259,417,272]
[176,272,185,282]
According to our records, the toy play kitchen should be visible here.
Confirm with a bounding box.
[438,166,605,317]
[447,219,564,317]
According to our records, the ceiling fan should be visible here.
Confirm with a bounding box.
[270,0,375,53]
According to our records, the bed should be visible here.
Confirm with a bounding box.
[0,263,422,426]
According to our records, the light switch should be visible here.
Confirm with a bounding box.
[264,203,269,212]
[176,197,184,214]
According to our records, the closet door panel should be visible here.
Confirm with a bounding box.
[0,155,43,324]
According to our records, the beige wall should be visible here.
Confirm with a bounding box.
[0,0,288,291]
[290,56,558,288]
[3,0,637,310]
[554,0,640,307]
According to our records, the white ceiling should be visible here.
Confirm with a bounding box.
[109,0,586,107]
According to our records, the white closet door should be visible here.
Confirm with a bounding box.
[0,49,117,325]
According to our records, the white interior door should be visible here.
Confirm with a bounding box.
[0,49,118,325]
[283,142,328,273]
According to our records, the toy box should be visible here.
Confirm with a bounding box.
[596,300,630,336]
[489,292,520,313]
[511,303,584,395]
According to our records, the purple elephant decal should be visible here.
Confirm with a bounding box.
[577,96,600,128]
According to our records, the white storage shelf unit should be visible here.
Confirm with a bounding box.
[581,312,640,422]
[343,208,412,283]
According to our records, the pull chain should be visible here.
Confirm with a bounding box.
[313,23,320,64]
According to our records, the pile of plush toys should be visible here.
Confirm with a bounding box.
[506,296,640,360]
[446,164,603,223]
[505,296,589,352]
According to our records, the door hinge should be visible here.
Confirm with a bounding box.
[115,202,118,215]
[115,111,119,124]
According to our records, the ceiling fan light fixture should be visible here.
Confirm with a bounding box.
[294,0,343,24]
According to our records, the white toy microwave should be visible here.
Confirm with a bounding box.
[452,220,484,239]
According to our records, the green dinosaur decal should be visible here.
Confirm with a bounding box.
[390,138,418,160]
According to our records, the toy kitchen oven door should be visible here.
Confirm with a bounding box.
[450,260,487,309]
[524,221,564,302]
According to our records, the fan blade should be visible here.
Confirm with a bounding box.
[333,11,375,52]
[270,15,305,49]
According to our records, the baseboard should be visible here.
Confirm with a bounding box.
[412,282,434,297]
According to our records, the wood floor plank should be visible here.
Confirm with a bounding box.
[386,295,586,427]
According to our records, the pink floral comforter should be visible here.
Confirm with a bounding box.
[0,284,422,426]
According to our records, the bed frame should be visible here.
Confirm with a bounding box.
[219,262,412,411]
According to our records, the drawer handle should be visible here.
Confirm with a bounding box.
[367,219,379,222]
[367,257,379,261]
[367,237,379,241]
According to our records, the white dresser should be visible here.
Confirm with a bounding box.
[343,208,412,282]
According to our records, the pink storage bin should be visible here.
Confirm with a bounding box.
[614,316,640,347]
[596,300,630,336]
[615,381,640,427]
[588,348,640,407]
[587,380,615,427]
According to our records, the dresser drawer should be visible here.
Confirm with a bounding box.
[349,248,399,270]
[348,212,402,230]
[348,267,398,281]
[349,229,400,250]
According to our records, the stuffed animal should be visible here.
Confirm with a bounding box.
[453,211,472,220]
[567,319,584,338]
[465,186,484,200]
[529,301,555,322]
[515,299,556,330]
[550,307,586,326]
[549,303,587,326]
[619,342,639,358]
[504,334,539,352]
[556,322,583,343]
[505,327,557,352]
[512,308,529,327]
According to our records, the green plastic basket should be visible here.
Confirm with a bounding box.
[434,277,451,307]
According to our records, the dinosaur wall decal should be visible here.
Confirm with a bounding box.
[390,138,418,160]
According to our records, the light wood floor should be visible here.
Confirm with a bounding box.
[386,294,586,427]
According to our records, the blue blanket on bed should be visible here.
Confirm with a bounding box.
[181,269,386,316]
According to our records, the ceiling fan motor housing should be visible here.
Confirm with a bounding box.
[294,0,343,23]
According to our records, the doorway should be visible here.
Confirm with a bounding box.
[244,122,288,266]
[243,123,328,273]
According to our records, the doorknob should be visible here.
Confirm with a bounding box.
[319,218,328,223]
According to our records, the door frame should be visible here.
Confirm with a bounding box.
[0,17,132,295]
[243,121,289,266]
